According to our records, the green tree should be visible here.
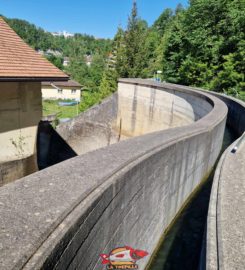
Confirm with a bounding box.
[88,53,106,88]
[99,68,118,98]
[153,8,173,36]
[46,55,64,69]
[114,27,127,77]
[121,1,148,77]
[209,53,244,94]
[141,29,160,77]
[99,27,125,98]
[161,0,245,94]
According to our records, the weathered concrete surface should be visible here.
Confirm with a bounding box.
[0,82,42,185]
[117,79,212,138]
[0,80,227,270]
[56,93,119,155]
[57,80,213,155]
[0,154,37,186]
[206,138,245,270]
[204,95,245,270]
[192,89,245,137]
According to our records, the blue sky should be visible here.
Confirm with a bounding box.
[0,0,189,38]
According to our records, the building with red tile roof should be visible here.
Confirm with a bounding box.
[0,17,68,81]
[42,80,82,101]
[0,17,69,185]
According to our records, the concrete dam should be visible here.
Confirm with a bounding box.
[56,79,213,156]
[0,79,244,270]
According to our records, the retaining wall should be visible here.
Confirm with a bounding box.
[0,82,42,185]
[203,94,245,270]
[0,154,37,186]
[56,93,119,155]
[208,95,245,136]
[0,80,227,270]
[117,79,213,138]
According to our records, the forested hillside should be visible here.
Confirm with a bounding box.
[2,0,244,114]
[101,0,244,101]
[3,15,112,109]
[4,17,112,57]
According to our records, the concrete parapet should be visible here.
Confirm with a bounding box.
[0,154,38,186]
[117,79,213,138]
[56,93,119,155]
[205,96,245,270]
[0,80,227,270]
[191,89,245,137]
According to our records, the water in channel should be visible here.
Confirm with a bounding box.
[148,126,237,270]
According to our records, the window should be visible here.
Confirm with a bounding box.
[58,88,63,94]
[71,89,76,94]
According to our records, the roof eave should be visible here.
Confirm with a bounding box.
[0,76,69,82]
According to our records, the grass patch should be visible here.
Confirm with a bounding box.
[42,100,79,119]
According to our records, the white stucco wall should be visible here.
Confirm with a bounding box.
[42,86,81,101]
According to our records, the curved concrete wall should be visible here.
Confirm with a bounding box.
[207,94,244,136]
[117,79,213,138]
[56,93,119,155]
[57,80,213,154]
[204,95,245,270]
[0,80,227,270]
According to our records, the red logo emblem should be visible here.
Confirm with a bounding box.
[100,246,148,269]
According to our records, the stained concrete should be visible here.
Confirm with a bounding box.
[56,80,213,156]
[0,154,37,186]
[217,140,245,270]
[204,94,245,270]
[56,93,119,155]
[0,82,42,185]
[0,80,228,270]
[192,88,245,137]
[117,80,212,138]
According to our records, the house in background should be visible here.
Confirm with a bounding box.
[0,17,68,186]
[63,57,70,66]
[85,54,92,66]
[42,80,82,101]
[51,31,74,38]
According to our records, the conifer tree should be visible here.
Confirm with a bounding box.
[114,27,127,77]
[123,0,147,77]
[99,27,125,96]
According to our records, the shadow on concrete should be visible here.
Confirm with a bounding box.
[149,127,238,270]
[37,121,77,170]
